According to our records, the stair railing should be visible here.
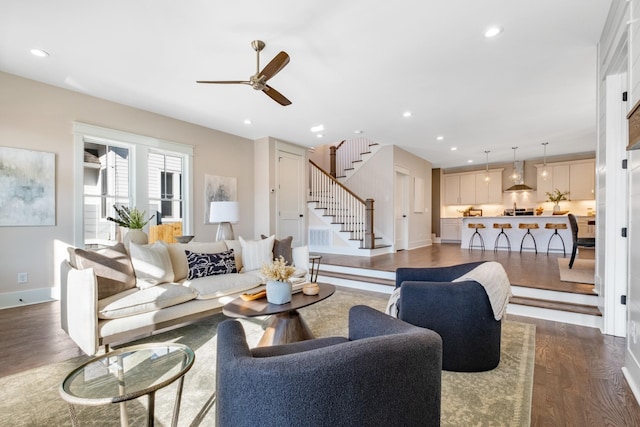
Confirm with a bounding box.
[330,137,374,179]
[310,160,375,248]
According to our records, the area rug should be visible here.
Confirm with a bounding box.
[558,257,595,284]
[0,290,535,426]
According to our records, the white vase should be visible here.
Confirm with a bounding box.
[124,228,148,248]
[553,203,561,213]
[266,280,292,305]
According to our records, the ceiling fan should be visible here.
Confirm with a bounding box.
[197,40,292,106]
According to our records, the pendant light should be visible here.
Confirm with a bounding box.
[540,142,549,180]
[510,147,521,183]
[483,150,491,183]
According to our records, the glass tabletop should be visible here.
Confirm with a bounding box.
[60,343,195,406]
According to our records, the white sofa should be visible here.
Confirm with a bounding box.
[61,236,309,355]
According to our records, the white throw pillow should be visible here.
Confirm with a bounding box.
[239,235,275,272]
[129,240,175,288]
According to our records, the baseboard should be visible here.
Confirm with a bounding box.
[623,348,640,406]
[0,288,57,310]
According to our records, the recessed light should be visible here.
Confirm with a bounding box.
[30,48,49,57]
[403,111,412,118]
[436,136,444,141]
[467,160,473,163]
[310,124,324,133]
[484,27,502,38]
[316,134,324,138]
[451,147,457,151]
[354,130,363,134]
[243,119,252,125]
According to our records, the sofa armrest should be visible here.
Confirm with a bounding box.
[64,267,99,355]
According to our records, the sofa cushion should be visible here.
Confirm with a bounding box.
[184,273,262,299]
[129,241,174,288]
[224,240,243,272]
[239,235,275,272]
[186,249,237,280]
[72,243,137,300]
[167,241,228,281]
[261,234,293,265]
[97,283,197,319]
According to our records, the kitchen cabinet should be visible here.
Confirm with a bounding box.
[569,162,596,200]
[536,160,593,202]
[576,216,596,238]
[444,175,461,205]
[460,174,476,205]
[537,164,569,201]
[441,218,462,241]
[443,169,503,206]
[475,171,503,204]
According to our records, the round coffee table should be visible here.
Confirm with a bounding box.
[223,283,335,346]
[59,343,194,427]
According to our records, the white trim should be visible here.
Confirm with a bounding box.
[72,122,194,246]
[73,122,194,154]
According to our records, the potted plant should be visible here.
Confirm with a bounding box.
[545,188,569,213]
[261,256,296,304]
[107,205,155,246]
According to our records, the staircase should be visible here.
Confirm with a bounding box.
[331,137,381,181]
[308,160,392,256]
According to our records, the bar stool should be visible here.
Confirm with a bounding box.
[545,223,567,256]
[468,223,486,251]
[519,223,539,253]
[493,223,512,252]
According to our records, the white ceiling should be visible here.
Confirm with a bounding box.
[0,0,612,168]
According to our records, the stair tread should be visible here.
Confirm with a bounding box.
[510,296,602,316]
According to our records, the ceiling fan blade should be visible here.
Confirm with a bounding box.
[263,85,292,106]
[259,51,290,82]
[196,80,250,84]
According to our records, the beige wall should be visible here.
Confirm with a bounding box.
[0,71,255,305]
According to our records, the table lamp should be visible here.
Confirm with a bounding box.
[209,201,239,241]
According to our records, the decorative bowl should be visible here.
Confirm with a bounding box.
[175,235,195,243]
[552,211,569,216]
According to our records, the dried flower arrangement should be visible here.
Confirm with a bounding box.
[261,256,296,282]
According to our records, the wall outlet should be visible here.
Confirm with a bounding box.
[17,272,27,284]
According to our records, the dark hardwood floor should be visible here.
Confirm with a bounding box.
[1,244,638,426]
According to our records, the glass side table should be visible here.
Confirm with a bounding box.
[309,254,322,282]
[60,343,195,427]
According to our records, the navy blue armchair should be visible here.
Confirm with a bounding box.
[395,262,502,372]
[216,305,443,427]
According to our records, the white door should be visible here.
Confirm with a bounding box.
[277,150,305,248]
[395,169,409,251]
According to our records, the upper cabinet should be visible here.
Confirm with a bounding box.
[443,169,503,205]
[569,161,596,200]
[536,159,595,201]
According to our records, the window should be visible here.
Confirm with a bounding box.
[73,123,193,248]
[149,152,183,222]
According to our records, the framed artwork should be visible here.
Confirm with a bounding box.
[204,175,237,224]
[0,147,55,226]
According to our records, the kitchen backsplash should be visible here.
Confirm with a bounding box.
[441,192,596,217]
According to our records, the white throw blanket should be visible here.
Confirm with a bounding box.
[452,261,512,320]
[385,261,512,320]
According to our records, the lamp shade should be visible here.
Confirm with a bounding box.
[209,201,239,223]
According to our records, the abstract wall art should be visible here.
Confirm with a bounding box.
[204,174,237,224]
[0,146,56,226]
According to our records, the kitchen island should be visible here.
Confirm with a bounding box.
[461,215,572,253]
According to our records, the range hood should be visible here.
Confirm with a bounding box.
[505,160,533,192]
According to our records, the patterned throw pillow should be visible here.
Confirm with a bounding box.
[186,249,237,280]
